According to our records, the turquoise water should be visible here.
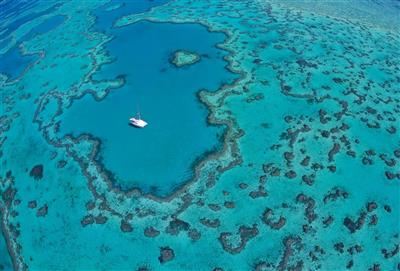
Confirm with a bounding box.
[0,0,399,270]
[60,21,235,196]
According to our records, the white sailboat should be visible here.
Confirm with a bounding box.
[130,111,148,128]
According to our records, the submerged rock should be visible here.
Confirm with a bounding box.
[94,215,108,224]
[334,242,344,253]
[366,202,378,212]
[144,226,160,238]
[200,218,220,228]
[120,220,133,233]
[296,193,317,223]
[187,228,201,241]
[85,201,95,211]
[158,247,175,263]
[346,260,354,269]
[343,212,367,233]
[381,244,399,259]
[81,215,94,227]
[36,204,48,217]
[262,208,286,230]
[302,174,315,186]
[1,187,16,207]
[165,218,190,235]
[323,216,334,227]
[285,170,297,179]
[384,205,392,213]
[249,186,268,199]
[28,200,37,209]
[277,236,303,271]
[328,143,341,162]
[57,160,67,168]
[323,187,349,203]
[224,201,235,209]
[29,164,43,180]
[218,224,259,254]
[208,203,221,212]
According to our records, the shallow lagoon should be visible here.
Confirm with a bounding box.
[60,21,237,196]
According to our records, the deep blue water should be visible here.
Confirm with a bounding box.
[0,4,66,81]
[60,21,237,197]
[0,1,62,41]
[93,0,169,31]
[21,14,66,41]
[0,45,37,80]
[0,36,11,52]
[0,0,38,21]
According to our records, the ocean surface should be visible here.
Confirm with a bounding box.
[0,0,399,270]
[60,20,235,197]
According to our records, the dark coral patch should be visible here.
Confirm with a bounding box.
[144,226,160,238]
[158,247,175,264]
[277,236,303,271]
[218,224,259,254]
[29,164,43,180]
[296,193,317,223]
[200,218,220,228]
[262,208,286,230]
[94,214,108,224]
[187,228,201,241]
[343,211,367,233]
[381,244,399,259]
[120,220,133,233]
[165,218,190,235]
[81,215,94,227]
[323,187,348,204]
[36,204,48,217]
[28,200,37,209]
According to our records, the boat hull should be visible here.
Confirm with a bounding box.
[130,118,148,128]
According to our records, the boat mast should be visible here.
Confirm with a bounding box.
[136,103,141,120]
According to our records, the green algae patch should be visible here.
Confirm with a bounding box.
[170,50,201,67]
